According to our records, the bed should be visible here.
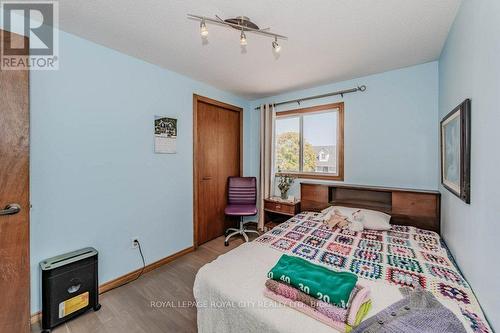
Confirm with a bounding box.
[194,184,492,333]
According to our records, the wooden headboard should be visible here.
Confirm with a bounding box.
[300,183,441,233]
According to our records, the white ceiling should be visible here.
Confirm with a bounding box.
[57,0,461,99]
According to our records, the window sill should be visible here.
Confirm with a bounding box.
[276,172,344,181]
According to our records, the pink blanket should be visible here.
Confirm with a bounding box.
[264,288,352,332]
[265,279,370,326]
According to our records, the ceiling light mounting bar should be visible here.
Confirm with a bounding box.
[187,14,288,40]
[254,85,367,110]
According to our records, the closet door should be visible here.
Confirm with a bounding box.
[194,95,242,246]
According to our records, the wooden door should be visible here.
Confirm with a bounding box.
[194,95,242,246]
[0,30,30,332]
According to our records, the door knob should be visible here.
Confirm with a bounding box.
[0,203,21,216]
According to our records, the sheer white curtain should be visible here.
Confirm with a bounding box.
[258,104,276,230]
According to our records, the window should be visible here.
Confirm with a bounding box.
[274,102,344,180]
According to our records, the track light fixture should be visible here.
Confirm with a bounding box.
[188,14,287,53]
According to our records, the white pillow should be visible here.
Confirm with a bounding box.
[317,206,336,222]
[320,205,335,215]
[348,220,364,232]
[333,206,391,231]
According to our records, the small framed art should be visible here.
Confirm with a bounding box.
[154,116,177,154]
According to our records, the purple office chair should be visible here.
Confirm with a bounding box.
[224,177,259,246]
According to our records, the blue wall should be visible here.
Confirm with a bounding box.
[29,30,251,313]
[250,62,439,197]
[439,0,500,329]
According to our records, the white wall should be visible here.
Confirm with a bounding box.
[438,0,500,329]
[251,62,440,197]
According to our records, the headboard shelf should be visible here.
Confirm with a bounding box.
[301,183,441,233]
[330,200,392,214]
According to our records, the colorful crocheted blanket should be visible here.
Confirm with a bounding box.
[255,211,492,333]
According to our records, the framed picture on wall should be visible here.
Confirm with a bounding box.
[440,99,471,203]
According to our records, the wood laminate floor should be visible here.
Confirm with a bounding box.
[31,234,257,333]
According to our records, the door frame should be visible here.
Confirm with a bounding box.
[193,94,243,248]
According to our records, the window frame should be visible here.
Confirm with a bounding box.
[274,102,344,181]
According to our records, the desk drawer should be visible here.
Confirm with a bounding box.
[264,201,295,215]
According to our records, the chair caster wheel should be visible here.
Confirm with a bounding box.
[224,241,229,246]
[94,303,101,311]
[41,330,51,333]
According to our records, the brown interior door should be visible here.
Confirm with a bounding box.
[0,30,31,332]
[194,96,242,245]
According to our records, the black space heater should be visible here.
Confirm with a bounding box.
[40,247,101,332]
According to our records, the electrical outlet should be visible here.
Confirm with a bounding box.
[131,238,139,249]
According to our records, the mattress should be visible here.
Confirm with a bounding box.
[194,211,492,333]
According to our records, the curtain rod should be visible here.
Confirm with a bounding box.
[254,85,366,110]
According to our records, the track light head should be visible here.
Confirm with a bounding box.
[272,37,281,53]
[240,30,247,46]
[200,20,208,37]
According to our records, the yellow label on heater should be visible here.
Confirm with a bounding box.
[58,291,89,318]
